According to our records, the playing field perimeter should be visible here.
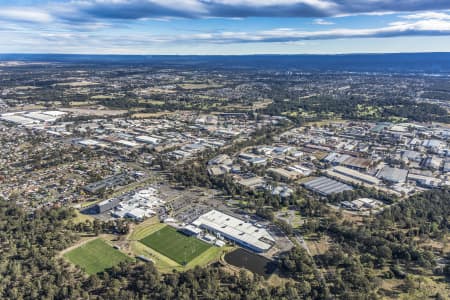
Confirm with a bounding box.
[139,225,211,265]
[64,238,131,274]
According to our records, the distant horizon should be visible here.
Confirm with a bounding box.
[2,52,449,74]
[1,51,450,57]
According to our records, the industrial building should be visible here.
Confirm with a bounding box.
[401,150,422,163]
[180,224,203,237]
[287,165,312,176]
[303,176,353,196]
[111,187,165,220]
[341,198,383,211]
[0,110,67,125]
[422,139,447,153]
[238,176,266,190]
[84,174,130,194]
[208,154,232,166]
[408,173,442,188]
[377,166,408,184]
[323,152,350,165]
[94,198,122,214]
[267,167,300,180]
[135,135,161,145]
[340,156,372,171]
[323,153,372,171]
[124,208,147,221]
[192,210,275,253]
[26,111,59,122]
[115,139,139,148]
[331,166,381,185]
[0,114,39,125]
[444,162,450,173]
[422,156,443,170]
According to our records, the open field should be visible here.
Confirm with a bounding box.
[131,241,180,271]
[303,118,347,127]
[131,240,230,273]
[305,235,331,256]
[139,226,211,265]
[11,104,46,111]
[137,99,165,105]
[129,217,165,241]
[64,238,132,274]
[90,95,114,100]
[71,210,95,224]
[131,111,171,118]
[69,101,98,106]
[128,220,227,272]
[55,81,99,87]
[178,83,223,90]
[379,275,450,299]
[184,246,225,268]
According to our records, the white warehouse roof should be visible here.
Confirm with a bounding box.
[193,210,274,252]
[135,135,160,145]
[0,114,39,125]
[25,111,58,122]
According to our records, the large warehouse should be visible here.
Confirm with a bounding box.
[303,176,353,196]
[192,210,275,253]
[377,166,408,184]
[332,166,381,185]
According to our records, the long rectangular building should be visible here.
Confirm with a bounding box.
[95,197,122,214]
[0,114,39,125]
[303,176,353,196]
[332,166,381,185]
[192,210,275,253]
[84,174,130,194]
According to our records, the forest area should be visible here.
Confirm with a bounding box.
[1,188,449,299]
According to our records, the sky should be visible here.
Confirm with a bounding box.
[1,0,450,54]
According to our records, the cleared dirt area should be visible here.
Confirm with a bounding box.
[306,235,331,256]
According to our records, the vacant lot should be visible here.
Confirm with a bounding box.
[140,226,211,265]
[178,83,222,90]
[64,238,131,274]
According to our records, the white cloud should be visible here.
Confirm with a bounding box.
[172,18,450,43]
[212,0,337,9]
[313,18,334,25]
[1,1,450,25]
[0,8,53,23]
[402,11,450,20]
[1,1,450,54]
[55,0,450,20]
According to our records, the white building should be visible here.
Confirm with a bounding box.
[192,210,275,253]
[135,135,161,145]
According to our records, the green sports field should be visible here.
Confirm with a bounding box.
[64,238,132,274]
[139,226,211,265]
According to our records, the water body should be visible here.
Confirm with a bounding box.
[224,248,277,278]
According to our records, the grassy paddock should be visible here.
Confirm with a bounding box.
[129,218,165,241]
[64,238,132,274]
[139,226,211,265]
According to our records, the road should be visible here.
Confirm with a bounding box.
[294,233,312,256]
[293,232,327,289]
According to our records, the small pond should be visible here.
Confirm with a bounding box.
[224,248,277,278]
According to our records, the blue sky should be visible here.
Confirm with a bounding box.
[0,0,450,54]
